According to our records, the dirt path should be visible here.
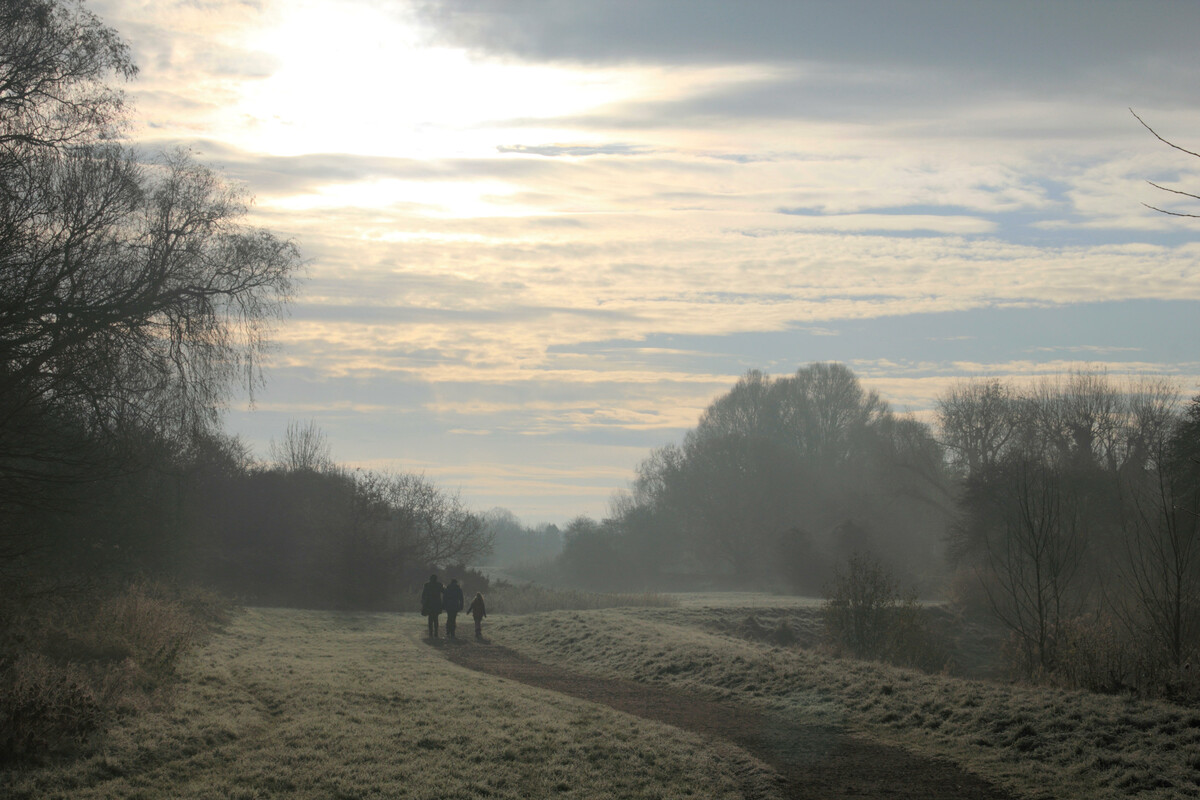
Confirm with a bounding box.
[438,638,1018,800]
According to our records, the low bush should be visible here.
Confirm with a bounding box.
[1050,615,1139,693]
[0,654,102,763]
[1029,615,1200,701]
[823,552,948,672]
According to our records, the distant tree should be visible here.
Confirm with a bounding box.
[614,363,950,590]
[481,507,563,567]
[385,473,491,569]
[776,525,826,594]
[558,515,635,591]
[269,419,332,474]
[937,378,1020,478]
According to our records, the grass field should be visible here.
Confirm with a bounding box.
[491,600,1200,800]
[6,594,1199,799]
[0,606,779,799]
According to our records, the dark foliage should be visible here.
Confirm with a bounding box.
[571,364,953,592]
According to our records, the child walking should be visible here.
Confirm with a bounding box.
[468,592,486,640]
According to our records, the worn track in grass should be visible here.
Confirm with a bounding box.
[437,637,1019,800]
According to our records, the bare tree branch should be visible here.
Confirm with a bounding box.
[1131,108,1200,160]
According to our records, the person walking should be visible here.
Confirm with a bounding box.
[468,592,486,640]
[443,578,464,639]
[420,574,444,638]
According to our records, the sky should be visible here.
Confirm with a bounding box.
[88,0,1200,523]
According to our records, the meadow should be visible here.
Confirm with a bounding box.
[494,601,1200,800]
[0,605,777,800]
[5,595,1200,799]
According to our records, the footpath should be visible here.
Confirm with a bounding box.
[438,638,1019,800]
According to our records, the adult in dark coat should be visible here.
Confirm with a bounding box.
[420,574,444,638]
[442,578,465,639]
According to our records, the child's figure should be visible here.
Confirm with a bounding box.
[468,592,486,640]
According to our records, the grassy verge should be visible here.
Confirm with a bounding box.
[492,604,1200,800]
[1,607,780,799]
[485,582,678,614]
[0,581,233,764]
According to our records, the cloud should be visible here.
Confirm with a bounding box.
[497,143,652,157]
[87,0,1200,521]
[412,1,1200,103]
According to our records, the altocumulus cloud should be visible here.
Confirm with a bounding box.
[83,0,1200,520]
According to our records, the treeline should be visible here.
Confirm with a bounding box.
[191,422,492,609]
[0,0,299,604]
[942,373,1200,689]
[0,0,295,761]
[549,363,950,593]
[5,420,492,611]
[540,363,1200,691]
[478,507,563,570]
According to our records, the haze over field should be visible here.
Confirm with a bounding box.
[88,0,1200,521]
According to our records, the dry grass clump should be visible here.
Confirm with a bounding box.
[492,606,1200,800]
[0,581,234,764]
[0,654,102,763]
[2,608,782,799]
[486,582,678,614]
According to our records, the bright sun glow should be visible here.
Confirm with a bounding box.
[268,178,533,218]
[224,0,645,159]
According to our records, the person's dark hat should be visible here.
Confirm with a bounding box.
[429,574,437,581]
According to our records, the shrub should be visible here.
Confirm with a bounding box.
[1051,615,1138,693]
[1046,615,1200,700]
[0,654,102,764]
[0,580,235,763]
[823,552,947,671]
[823,552,901,660]
[96,583,201,675]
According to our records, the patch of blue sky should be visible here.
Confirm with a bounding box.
[775,187,1200,247]
[552,299,1200,381]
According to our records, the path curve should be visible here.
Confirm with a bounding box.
[436,638,1018,800]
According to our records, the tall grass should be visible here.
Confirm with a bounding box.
[0,581,234,763]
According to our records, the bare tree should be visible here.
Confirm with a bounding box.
[269,419,332,474]
[0,0,135,157]
[780,362,889,467]
[937,378,1020,477]
[979,456,1087,675]
[1121,457,1200,668]
[1117,388,1200,668]
[1016,370,1124,471]
[0,2,300,509]
[384,473,491,568]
